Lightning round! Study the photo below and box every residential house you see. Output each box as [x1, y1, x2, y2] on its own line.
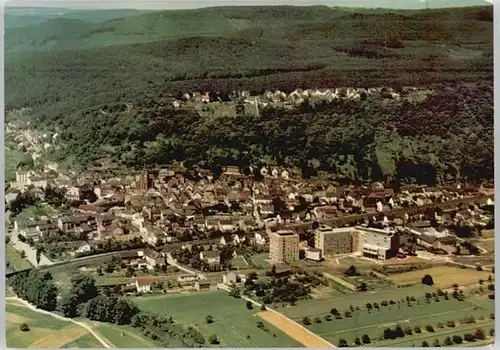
[65, 185, 84, 202]
[94, 184, 116, 199]
[145, 226, 167, 246]
[363, 193, 386, 213]
[10, 170, 36, 190]
[142, 249, 164, 269]
[21, 226, 42, 241]
[135, 279, 152, 293]
[232, 233, 244, 245]
[254, 193, 272, 205]
[177, 274, 197, 285]
[254, 232, 266, 245]
[417, 234, 442, 250]
[76, 242, 92, 254]
[57, 216, 94, 235]
[200, 250, 221, 266]
[222, 271, 241, 285]
[195, 280, 211, 291]
[220, 219, 237, 232]
[96, 216, 124, 239]
[258, 204, 275, 216]
[15, 219, 55, 241]
[77, 204, 106, 215]
[313, 206, 338, 220]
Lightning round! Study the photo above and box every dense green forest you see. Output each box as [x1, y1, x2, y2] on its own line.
[50, 82, 493, 185]
[5, 5, 494, 185]
[4, 7, 149, 29]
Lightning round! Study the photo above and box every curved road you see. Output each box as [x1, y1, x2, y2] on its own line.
[6, 297, 110, 348]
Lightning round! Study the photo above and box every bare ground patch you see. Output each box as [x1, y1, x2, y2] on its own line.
[29, 324, 89, 348]
[257, 311, 332, 348]
[6, 312, 30, 324]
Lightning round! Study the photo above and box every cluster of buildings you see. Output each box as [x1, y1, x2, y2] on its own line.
[174, 86, 434, 114]
[267, 223, 400, 264]
[8, 156, 493, 268]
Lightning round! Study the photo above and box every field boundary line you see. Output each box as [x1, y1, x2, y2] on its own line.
[376, 320, 494, 347]
[29, 324, 88, 348]
[6, 296, 111, 348]
[316, 307, 476, 337]
[217, 284, 335, 347]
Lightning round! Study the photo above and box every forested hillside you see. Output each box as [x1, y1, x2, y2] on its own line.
[50, 82, 493, 185]
[5, 5, 494, 185]
[4, 7, 148, 29]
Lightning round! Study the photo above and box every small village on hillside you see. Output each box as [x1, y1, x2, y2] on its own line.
[4, 83, 496, 348]
[3, 3, 494, 347]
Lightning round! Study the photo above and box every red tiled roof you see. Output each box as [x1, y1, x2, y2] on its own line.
[136, 278, 151, 286]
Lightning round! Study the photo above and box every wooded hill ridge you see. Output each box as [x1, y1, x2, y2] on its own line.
[5, 5, 494, 185]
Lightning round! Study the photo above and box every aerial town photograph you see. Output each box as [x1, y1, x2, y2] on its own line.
[3, 0, 494, 348]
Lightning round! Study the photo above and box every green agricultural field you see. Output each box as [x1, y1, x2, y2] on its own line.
[250, 253, 270, 268]
[15, 204, 58, 221]
[61, 333, 105, 348]
[132, 291, 303, 347]
[279, 285, 494, 347]
[343, 274, 395, 291]
[92, 321, 160, 348]
[230, 256, 249, 269]
[306, 297, 491, 345]
[281, 284, 434, 319]
[6, 244, 33, 271]
[329, 280, 355, 296]
[6, 302, 71, 348]
[379, 321, 494, 347]
[5, 147, 26, 181]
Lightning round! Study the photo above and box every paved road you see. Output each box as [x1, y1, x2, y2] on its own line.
[6, 297, 110, 348]
[9, 231, 53, 267]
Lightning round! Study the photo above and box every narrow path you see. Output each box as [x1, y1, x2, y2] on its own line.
[6, 297, 111, 348]
[166, 253, 207, 280]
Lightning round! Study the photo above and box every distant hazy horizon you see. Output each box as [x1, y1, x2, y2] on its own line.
[4, 0, 493, 10]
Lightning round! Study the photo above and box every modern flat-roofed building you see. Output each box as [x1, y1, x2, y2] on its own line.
[314, 225, 357, 256]
[268, 229, 299, 264]
[355, 226, 399, 261]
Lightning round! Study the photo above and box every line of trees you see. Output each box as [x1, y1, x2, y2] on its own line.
[340, 326, 490, 347]
[130, 311, 206, 347]
[9, 270, 58, 311]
